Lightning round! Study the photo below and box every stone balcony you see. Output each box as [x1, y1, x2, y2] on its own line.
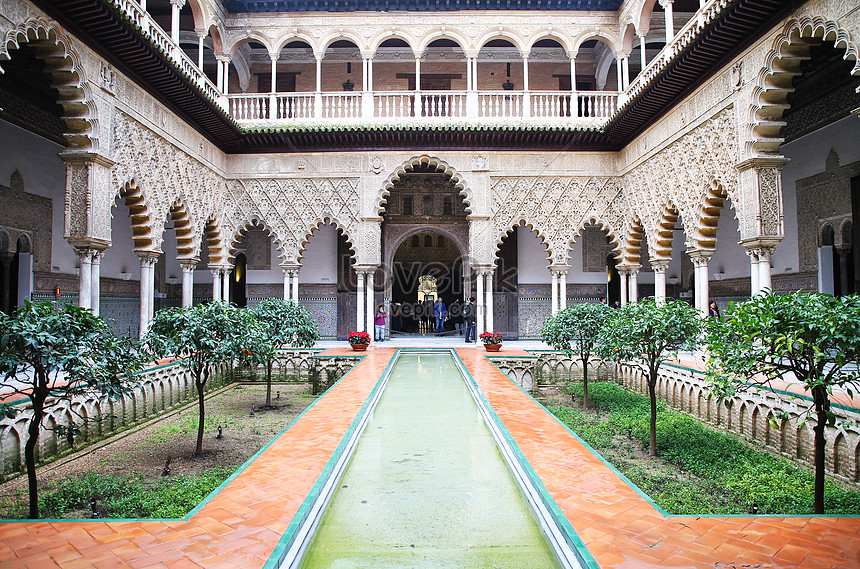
[227, 89, 619, 128]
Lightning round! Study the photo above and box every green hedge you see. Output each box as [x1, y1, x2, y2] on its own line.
[548, 382, 860, 515]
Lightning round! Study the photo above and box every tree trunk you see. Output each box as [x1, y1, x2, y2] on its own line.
[25, 394, 45, 519]
[266, 359, 273, 407]
[647, 375, 658, 457]
[195, 367, 207, 456]
[581, 355, 589, 410]
[812, 384, 829, 514]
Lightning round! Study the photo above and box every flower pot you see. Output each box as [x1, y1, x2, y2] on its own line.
[483, 344, 502, 352]
[351, 343, 368, 351]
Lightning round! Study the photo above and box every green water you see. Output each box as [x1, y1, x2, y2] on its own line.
[299, 353, 563, 569]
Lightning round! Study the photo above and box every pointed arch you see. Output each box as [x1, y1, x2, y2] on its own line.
[227, 218, 283, 264]
[378, 155, 473, 216]
[114, 180, 155, 252]
[622, 216, 646, 266]
[167, 198, 196, 261]
[570, 216, 624, 263]
[201, 215, 226, 266]
[748, 16, 860, 157]
[1, 18, 98, 150]
[693, 177, 737, 252]
[493, 221, 552, 267]
[651, 201, 681, 263]
[298, 218, 357, 263]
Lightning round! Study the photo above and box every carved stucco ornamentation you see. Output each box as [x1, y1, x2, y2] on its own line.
[111, 112, 223, 256]
[491, 176, 625, 267]
[224, 177, 360, 264]
[758, 167, 782, 236]
[66, 162, 89, 239]
[625, 106, 739, 254]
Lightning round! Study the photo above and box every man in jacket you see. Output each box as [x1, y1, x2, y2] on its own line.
[463, 297, 476, 343]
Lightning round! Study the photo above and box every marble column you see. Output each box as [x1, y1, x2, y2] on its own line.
[621, 55, 630, 89]
[628, 267, 639, 303]
[281, 267, 292, 300]
[690, 253, 711, 315]
[652, 261, 669, 304]
[291, 269, 300, 303]
[356, 271, 365, 332]
[169, 0, 185, 45]
[639, 34, 647, 69]
[197, 31, 205, 69]
[485, 270, 494, 334]
[476, 270, 485, 338]
[619, 267, 629, 306]
[550, 271, 559, 315]
[77, 249, 93, 310]
[559, 270, 567, 310]
[222, 269, 231, 304]
[211, 269, 222, 302]
[414, 54, 422, 116]
[746, 249, 760, 296]
[661, 0, 675, 44]
[91, 250, 104, 316]
[180, 260, 196, 307]
[138, 253, 158, 337]
[366, 270, 375, 337]
[757, 247, 774, 293]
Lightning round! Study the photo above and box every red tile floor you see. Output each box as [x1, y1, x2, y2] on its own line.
[1, 347, 858, 568]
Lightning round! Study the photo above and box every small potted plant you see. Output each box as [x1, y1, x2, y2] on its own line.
[347, 331, 371, 351]
[479, 331, 503, 352]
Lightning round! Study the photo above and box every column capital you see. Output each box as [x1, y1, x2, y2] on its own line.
[735, 156, 790, 172]
[136, 250, 161, 266]
[353, 265, 379, 275]
[650, 260, 670, 273]
[179, 259, 199, 272]
[658, 0, 673, 7]
[740, 238, 780, 254]
[169, 0, 186, 7]
[75, 248, 97, 263]
[214, 53, 231, 63]
[280, 263, 301, 273]
[687, 250, 712, 266]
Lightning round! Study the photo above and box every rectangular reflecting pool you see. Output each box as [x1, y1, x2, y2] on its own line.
[297, 352, 565, 569]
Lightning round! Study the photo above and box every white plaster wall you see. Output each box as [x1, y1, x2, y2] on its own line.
[246, 240, 286, 284]
[516, 226, 551, 284]
[777, 115, 860, 275]
[567, 235, 612, 284]
[707, 198, 748, 280]
[299, 224, 338, 284]
[159, 224, 181, 289]
[101, 200, 141, 279]
[0, 121, 74, 273]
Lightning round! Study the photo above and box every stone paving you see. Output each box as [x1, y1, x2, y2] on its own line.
[0, 346, 858, 568]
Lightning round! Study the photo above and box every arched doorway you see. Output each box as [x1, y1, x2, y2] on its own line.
[381, 162, 469, 336]
[389, 230, 465, 334]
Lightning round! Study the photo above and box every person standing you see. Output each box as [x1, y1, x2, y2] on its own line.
[708, 300, 721, 320]
[463, 297, 476, 343]
[374, 304, 386, 342]
[433, 297, 447, 335]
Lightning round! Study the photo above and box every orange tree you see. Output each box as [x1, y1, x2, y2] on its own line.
[0, 301, 142, 518]
[145, 301, 264, 456]
[706, 291, 860, 514]
[250, 298, 319, 407]
[596, 297, 702, 457]
[541, 302, 613, 409]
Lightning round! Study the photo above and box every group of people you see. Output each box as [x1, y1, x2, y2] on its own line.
[371, 296, 479, 342]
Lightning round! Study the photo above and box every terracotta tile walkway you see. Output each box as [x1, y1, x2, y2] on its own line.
[1, 346, 858, 568]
